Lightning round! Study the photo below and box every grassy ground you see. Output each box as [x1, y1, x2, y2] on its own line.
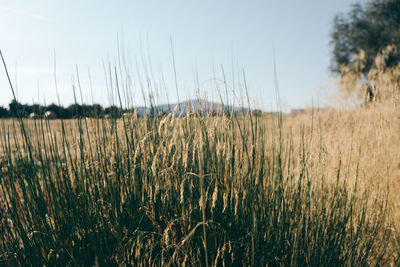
[0, 100, 398, 265]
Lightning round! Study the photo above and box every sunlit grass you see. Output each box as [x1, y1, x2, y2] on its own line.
[0, 107, 394, 265]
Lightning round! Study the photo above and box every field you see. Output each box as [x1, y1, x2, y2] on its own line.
[1, 98, 399, 266]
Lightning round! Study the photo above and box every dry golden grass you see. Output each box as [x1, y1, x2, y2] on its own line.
[1, 101, 398, 219]
[1, 103, 398, 265]
[2, 101, 399, 197]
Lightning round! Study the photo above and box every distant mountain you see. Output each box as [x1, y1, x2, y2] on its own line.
[130, 99, 248, 117]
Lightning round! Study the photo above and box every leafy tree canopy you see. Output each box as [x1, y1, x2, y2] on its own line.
[330, 0, 400, 75]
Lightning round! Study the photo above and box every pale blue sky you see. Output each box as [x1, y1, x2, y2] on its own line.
[0, 0, 362, 110]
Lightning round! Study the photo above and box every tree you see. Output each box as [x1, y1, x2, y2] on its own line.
[9, 100, 26, 117]
[67, 104, 83, 118]
[330, 0, 400, 75]
[30, 104, 45, 115]
[90, 104, 103, 117]
[104, 105, 121, 118]
[0, 106, 8, 118]
[46, 103, 65, 119]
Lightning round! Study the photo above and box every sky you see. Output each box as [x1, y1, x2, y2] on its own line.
[0, 0, 363, 111]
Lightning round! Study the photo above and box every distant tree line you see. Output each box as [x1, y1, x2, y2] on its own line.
[0, 100, 261, 119]
[0, 100, 124, 119]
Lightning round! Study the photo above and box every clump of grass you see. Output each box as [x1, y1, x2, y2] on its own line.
[0, 51, 394, 266]
[0, 111, 391, 266]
